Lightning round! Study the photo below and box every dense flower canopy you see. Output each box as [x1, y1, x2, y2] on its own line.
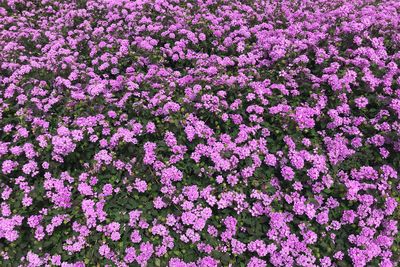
[1, 0, 400, 266]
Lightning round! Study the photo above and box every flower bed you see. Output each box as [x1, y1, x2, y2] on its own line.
[1, 0, 400, 266]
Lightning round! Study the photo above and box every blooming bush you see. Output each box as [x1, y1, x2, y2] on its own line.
[1, 0, 400, 266]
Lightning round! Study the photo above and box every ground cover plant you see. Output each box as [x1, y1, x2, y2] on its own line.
[1, 0, 400, 266]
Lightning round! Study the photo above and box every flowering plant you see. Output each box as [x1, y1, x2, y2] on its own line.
[1, 0, 400, 266]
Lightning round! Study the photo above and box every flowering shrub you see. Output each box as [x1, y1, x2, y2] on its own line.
[1, 0, 400, 266]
